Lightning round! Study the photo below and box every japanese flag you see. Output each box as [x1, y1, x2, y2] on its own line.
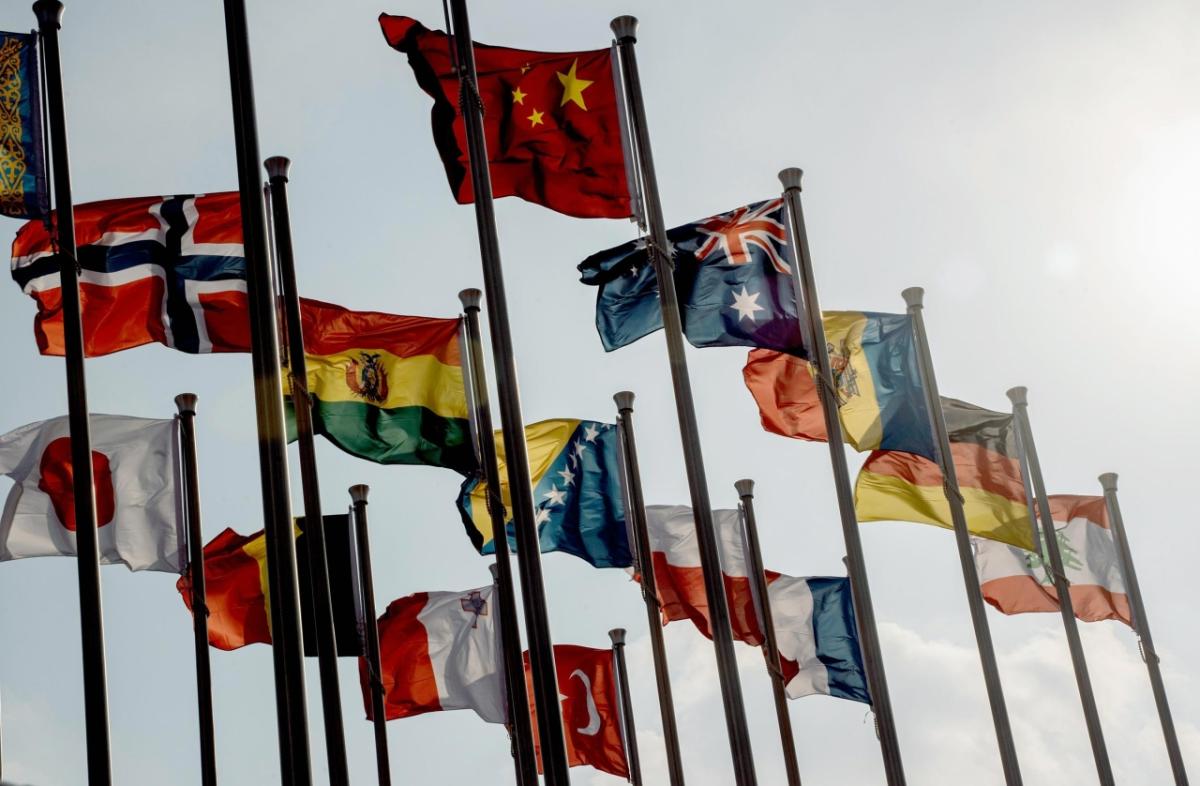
[0, 414, 182, 572]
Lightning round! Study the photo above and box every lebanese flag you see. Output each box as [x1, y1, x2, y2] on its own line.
[975, 494, 1131, 626]
[363, 585, 506, 724]
[0, 414, 182, 572]
[525, 644, 629, 778]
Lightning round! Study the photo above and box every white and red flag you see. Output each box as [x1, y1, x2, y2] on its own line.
[363, 584, 506, 724]
[0, 414, 182, 572]
[975, 494, 1131, 626]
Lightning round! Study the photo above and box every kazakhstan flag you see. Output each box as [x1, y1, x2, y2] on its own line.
[0, 31, 48, 220]
[457, 419, 632, 569]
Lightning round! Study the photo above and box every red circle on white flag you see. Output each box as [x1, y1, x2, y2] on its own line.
[37, 437, 116, 531]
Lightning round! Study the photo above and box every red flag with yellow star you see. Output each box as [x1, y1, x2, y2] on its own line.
[379, 14, 633, 220]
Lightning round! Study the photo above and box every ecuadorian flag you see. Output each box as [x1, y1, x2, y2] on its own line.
[457, 419, 632, 569]
[285, 299, 475, 474]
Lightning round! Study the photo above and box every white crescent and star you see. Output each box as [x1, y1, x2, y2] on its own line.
[557, 669, 602, 736]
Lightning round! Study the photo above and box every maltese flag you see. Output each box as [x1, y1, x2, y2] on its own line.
[0, 414, 182, 572]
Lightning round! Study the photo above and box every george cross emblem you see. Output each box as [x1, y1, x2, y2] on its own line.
[460, 591, 489, 628]
[694, 199, 790, 274]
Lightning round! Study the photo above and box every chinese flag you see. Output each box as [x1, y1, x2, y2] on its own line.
[379, 14, 632, 220]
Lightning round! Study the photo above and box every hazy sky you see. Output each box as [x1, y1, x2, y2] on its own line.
[1, 1, 1198, 785]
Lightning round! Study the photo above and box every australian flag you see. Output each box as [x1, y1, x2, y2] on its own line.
[578, 199, 807, 357]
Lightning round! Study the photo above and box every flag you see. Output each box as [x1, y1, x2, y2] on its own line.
[976, 495, 1131, 625]
[379, 15, 631, 219]
[458, 419, 631, 569]
[284, 298, 475, 474]
[854, 397, 1036, 550]
[176, 515, 361, 653]
[362, 585, 506, 724]
[525, 644, 629, 778]
[0, 32, 48, 220]
[0, 414, 181, 572]
[643, 505, 870, 704]
[578, 199, 806, 356]
[10, 192, 251, 356]
[744, 311, 935, 460]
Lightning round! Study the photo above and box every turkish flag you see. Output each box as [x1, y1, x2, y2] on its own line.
[524, 644, 629, 778]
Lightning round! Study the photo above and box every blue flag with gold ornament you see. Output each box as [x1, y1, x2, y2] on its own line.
[0, 31, 48, 220]
[457, 419, 632, 569]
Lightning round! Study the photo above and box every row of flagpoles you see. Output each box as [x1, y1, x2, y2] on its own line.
[0, 1, 1190, 785]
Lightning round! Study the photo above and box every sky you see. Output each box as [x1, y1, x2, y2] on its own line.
[1, 0, 1199, 784]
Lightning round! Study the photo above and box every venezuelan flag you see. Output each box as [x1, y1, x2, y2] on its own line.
[854, 397, 1036, 550]
[286, 299, 475, 474]
[744, 311, 935, 460]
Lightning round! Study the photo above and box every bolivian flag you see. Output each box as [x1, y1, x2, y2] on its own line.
[854, 398, 1036, 550]
[286, 299, 475, 474]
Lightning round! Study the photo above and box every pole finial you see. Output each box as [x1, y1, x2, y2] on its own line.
[1098, 472, 1119, 492]
[1005, 386, 1028, 406]
[614, 391, 635, 411]
[489, 563, 499, 580]
[901, 287, 925, 310]
[608, 628, 627, 646]
[349, 484, 370, 504]
[33, 0, 63, 28]
[610, 15, 638, 41]
[734, 478, 755, 498]
[458, 288, 482, 310]
[264, 156, 291, 181]
[778, 168, 804, 191]
[174, 393, 198, 415]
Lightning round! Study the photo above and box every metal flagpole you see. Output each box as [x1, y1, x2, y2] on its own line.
[1099, 474, 1189, 785]
[30, 4, 111, 783]
[264, 155, 350, 786]
[734, 480, 802, 786]
[901, 288, 1023, 785]
[219, 2, 311, 782]
[778, 168, 906, 786]
[613, 391, 687, 786]
[609, 628, 643, 786]
[349, 485, 391, 786]
[443, 3, 571, 781]
[175, 394, 218, 786]
[1007, 387, 1114, 786]
[459, 289, 539, 786]
[610, 17, 757, 785]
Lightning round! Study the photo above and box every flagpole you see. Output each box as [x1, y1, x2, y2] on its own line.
[901, 288, 1023, 785]
[611, 18, 757, 784]
[444, 3, 571, 782]
[613, 391, 686, 786]
[30, 4, 112, 783]
[348, 485, 391, 786]
[1007, 387, 1114, 786]
[220, 2, 312, 782]
[777, 168, 906, 785]
[734, 480, 802, 786]
[609, 628, 643, 786]
[1098, 474, 1189, 785]
[264, 155, 350, 786]
[175, 394, 218, 786]
[459, 289, 539, 786]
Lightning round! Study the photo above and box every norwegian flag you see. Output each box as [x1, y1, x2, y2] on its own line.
[10, 192, 251, 356]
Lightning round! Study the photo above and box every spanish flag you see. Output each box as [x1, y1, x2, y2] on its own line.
[853, 398, 1036, 550]
[288, 299, 475, 475]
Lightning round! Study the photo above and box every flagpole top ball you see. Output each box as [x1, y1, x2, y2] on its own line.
[174, 393, 198, 415]
[901, 287, 925, 310]
[735, 478, 755, 498]
[613, 391, 635, 411]
[349, 484, 370, 504]
[1098, 473, 1119, 492]
[1005, 386, 1028, 406]
[608, 628, 627, 646]
[458, 288, 482, 310]
[33, 1, 64, 28]
[778, 168, 804, 191]
[264, 156, 291, 181]
[610, 15, 638, 41]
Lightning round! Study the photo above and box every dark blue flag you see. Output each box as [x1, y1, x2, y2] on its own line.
[578, 199, 806, 357]
[0, 31, 48, 220]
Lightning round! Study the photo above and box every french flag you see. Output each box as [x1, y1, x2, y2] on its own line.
[10, 192, 251, 356]
[644, 505, 871, 704]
